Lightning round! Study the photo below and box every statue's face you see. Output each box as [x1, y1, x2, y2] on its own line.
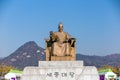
[59, 24, 63, 32]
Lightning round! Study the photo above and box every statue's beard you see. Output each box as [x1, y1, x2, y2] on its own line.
[59, 29, 63, 32]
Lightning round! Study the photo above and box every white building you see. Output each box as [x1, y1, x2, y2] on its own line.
[4, 69, 22, 80]
[99, 69, 117, 80]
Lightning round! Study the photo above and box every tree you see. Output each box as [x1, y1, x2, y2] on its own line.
[0, 63, 14, 76]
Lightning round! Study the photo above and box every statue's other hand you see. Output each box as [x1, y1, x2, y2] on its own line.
[45, 38, 50, 42]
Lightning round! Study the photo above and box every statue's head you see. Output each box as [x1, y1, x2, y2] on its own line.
[58, 22, 63, 32]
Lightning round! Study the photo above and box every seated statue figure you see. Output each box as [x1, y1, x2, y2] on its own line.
[46, 23, 76, 61]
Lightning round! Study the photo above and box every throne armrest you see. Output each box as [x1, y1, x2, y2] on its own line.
[70, 38, 76, 41]
[45, 38, 52, 47]
[69, 38, 76, 47]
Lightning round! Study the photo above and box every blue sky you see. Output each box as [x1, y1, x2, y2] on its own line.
[0, 0, 120, 57]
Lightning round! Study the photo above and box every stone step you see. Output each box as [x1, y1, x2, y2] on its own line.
[38, 61, 83, 67]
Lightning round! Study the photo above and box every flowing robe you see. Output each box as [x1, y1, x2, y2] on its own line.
[52, 31, 70, 56]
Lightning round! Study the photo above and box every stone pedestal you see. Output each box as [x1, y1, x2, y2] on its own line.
[21, 61, 99, 80]
[51, 56, 75, 61]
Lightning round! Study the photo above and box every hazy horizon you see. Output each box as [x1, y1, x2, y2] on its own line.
[2, 40, 120, 58]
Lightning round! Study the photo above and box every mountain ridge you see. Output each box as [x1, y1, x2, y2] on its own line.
[1, 41, 120, 70]
[1, 41, 45, 70]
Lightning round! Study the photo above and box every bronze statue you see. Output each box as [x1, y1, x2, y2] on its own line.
[46, 22, 76, 61]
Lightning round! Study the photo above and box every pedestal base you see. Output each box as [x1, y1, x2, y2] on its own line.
[21, 61, 99, 80]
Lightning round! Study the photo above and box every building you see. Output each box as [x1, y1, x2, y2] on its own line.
[99, 68, 117, 80]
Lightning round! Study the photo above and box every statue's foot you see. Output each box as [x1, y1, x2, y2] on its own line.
[65, 54, 71, 56]
[53, 54, 57, 56]
[65, 54, 67, 56]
